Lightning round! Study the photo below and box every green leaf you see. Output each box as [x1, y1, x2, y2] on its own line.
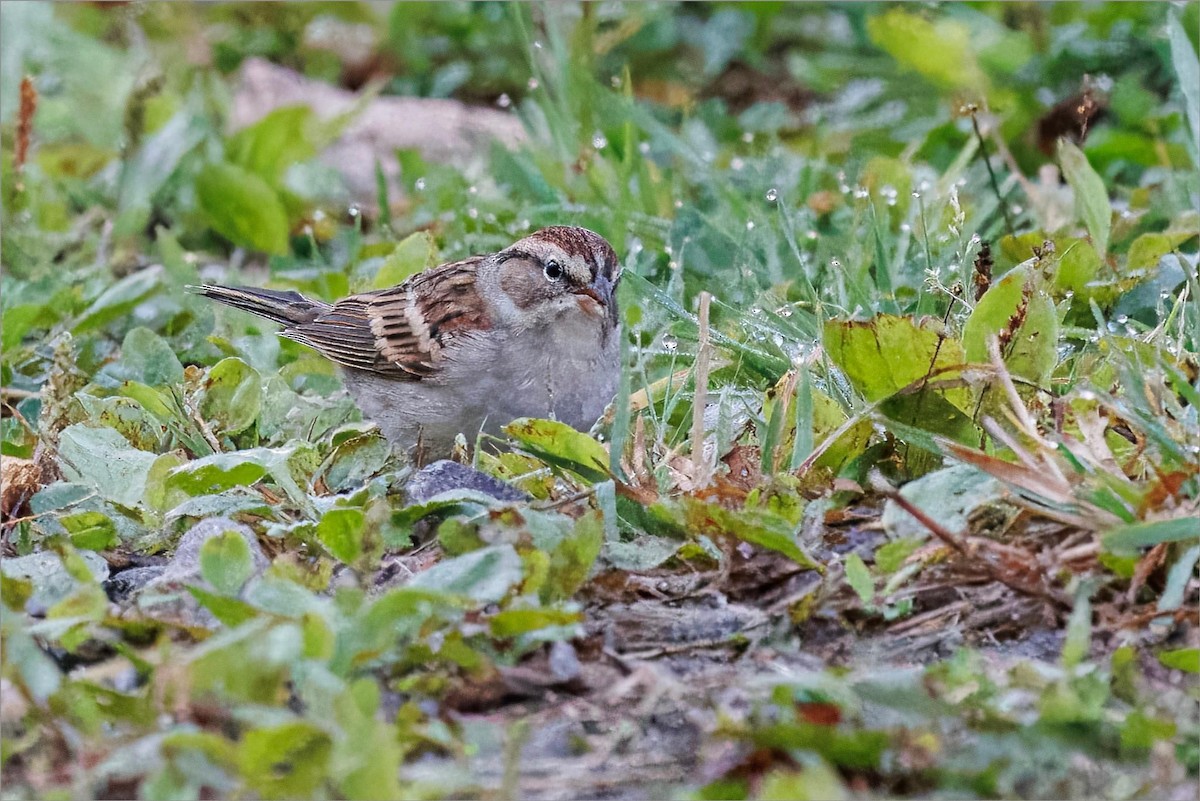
[866, 8, 986, 91]
[199, 357, 262, 436]
[874, 538, 921, 574]
[200, 530, 256, 595]
[408, 544, 523, 603]
[1103, 518, 1200, 551]
[317, 508, 365, 564]
[238, 722, 332, 799]
[962, 264, 1058, 385]
[1062, 587, 1092, 668]
[196, 162, 290, 255]
[1167, 8, 1200, 157]
[844, 553, 874, 605]
[104, 326, 185, 388]
[544, 512, 604, 602]
[73, 267, 162, 333]
[57, 424, 157, 508]
[681, 497, 820, 570]
[167, 453, 268, 495]
[823, 315, 969, 411]
[1158, 648, 1200, 673]
[1058, 140, 1112, 259]
[504, 418, 610, 483]
[187, 585, 260, 627]
[226, 106, 318, 185]
[371, 231, 439, 289]
[489, 607, 582, 638]
[60, 511, 119, 551]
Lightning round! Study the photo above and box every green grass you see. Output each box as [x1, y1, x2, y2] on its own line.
[2, 3, 1198, 799]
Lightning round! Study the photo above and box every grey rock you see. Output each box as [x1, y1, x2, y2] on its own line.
[406, 460, 530, 504]
[103, 566, 167, 603]
[137, 517, 269, 629]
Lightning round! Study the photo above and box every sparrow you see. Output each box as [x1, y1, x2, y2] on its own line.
[191, 226, 621, 463]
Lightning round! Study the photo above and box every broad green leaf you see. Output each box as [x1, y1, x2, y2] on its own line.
[504, 418, 610, 483]
[317, 507, 365, 564]
[408, 544, 523, 603]
[73, 267, 162, 333]
[196, 162, 290, 255]
[1058, 140, 1111, 259]
[845, 553, 874, 605]
[324, 433, 391, 492]
[866, 8, 986, 91]
[881, 464, 1006, 540]
[75, 394, 164, 452]
[681, 497, 820, 570]
[874, 538, 921, 574]
[187, 586, 259, 627]
[57, 424, 157, 508]
[544, 512, 604, 602]
[101, 327, 184, 388]
[823, 314, 969, 411]
[962, 264, 1058, 386]
[60, 511, 118, 550]
[199, 357, 262, 436]
[371, 230, 439, 289]
[200, 530, 256, 595]
[238, 722, 332, 799]
[167, 453, 268, 495]
[1158, 648, 1200, 673]
[1126, 232, 1193, 272]
[489, 607, 582, 638]
[226, 106, 318, 185]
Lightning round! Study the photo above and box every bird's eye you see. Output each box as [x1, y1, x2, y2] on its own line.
[543, 259, 564, 280]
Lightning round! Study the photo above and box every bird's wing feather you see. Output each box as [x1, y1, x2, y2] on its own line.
[282, 256, 490, 379]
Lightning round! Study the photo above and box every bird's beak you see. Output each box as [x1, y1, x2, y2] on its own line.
[572, 274, 614, 309]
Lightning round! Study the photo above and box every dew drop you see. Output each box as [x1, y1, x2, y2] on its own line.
[1010, 204, 1024, 215]
[1116, 314, 1129, 324]
[776, 305, 793, 317]
[468, 207, 479, 219]
[730, 157, 745, 171]
[496, 93, 511, 108]
[746, 220, 755, 230]
[638, 141, 651, 155]
[527, 77, 540, 90]
[831, 258, 842, 268]
[611, 75, 622, 88]
[911, 190, 921, 199]
[674, 199, 683, 209]
[662, 334, 679, 352]
[806, 230, 818, 240]
[592, 132, 608, 150]
[741, 132, 755, 143]
[765, 188, 778, 202]
[900, 223, 912, 233]
[468, 185, 478, 195]
[749, 306, 763, 316]
[532, 40, 543, 50]
[415, 177, 427, 191]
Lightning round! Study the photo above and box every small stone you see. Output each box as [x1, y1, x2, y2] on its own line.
[405, 460, 529, 504]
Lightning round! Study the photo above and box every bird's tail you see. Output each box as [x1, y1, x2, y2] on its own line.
[187, 285, 331, 327]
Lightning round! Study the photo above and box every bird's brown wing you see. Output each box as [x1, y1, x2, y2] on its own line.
[282, 256, 490, 379]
